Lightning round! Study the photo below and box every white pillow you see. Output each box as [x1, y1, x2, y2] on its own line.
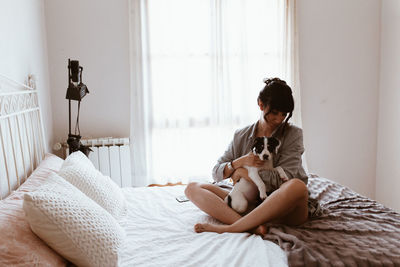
[23, 173, 125, 267]
[58, 151, 127, 220]
[61, 149, 95, 169]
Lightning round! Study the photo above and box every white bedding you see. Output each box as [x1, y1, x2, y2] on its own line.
[119, 185, 287, 267]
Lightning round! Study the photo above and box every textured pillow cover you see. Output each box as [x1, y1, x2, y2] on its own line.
[58, 151, 127, 220]
[61, 149, 95, 169]
[0, 153, 67, 267]
[23, 173, 125, 267]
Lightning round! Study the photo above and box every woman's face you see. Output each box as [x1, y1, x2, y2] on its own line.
[264, 109, 287, 126]
[261, 104, 287, 127]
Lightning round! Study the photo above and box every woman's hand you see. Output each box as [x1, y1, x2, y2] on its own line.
[231, 167, 255, 185]
[231, 168, 246, 184]
[237, 153, 265, 168]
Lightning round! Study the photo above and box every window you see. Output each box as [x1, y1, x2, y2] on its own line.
[130, 0, 295, 185]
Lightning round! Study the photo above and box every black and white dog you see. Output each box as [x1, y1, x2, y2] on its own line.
[225, 136, 285, 213]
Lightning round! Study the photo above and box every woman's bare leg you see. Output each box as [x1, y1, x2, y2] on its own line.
[194, 178, 308, 234]
[185, 182, 267, 235]
[184, 182, 241, 224]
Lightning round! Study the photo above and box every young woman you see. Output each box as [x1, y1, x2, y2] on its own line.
[185, 78, 314, 235]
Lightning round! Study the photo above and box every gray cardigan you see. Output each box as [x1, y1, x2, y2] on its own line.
[212, 122, 308, 189]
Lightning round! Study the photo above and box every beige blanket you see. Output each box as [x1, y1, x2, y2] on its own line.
[264, 177, 400, 267]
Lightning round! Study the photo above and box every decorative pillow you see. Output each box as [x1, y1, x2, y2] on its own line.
[23, 173, 125, 267]
[61, 149, 95, 169]
[0, 153, 67, 267]
[58, 151, 127, 220]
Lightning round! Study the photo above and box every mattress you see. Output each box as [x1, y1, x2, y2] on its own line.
[119, 185, 288, 267]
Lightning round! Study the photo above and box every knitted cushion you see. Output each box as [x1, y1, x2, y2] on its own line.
[58, 151, 127, 220]
[23, 173, 125, 267]
[61, 150, 95, 169]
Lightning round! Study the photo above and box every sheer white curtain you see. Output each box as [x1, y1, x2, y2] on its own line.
[282, 0, 302, 127]
[129, 0, 302, 186]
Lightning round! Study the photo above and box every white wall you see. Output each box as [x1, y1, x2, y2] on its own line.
[44, 0, 131, 144]
[376, 0, 400, 212]
[298, 0, 381, 199]
[0, 0, 53, 151]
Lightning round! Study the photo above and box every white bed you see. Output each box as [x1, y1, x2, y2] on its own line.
[119, 185, 286, 266]
[0, 74, 287, 267]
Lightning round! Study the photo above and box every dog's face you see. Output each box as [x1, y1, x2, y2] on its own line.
[252, 137, 280, 161]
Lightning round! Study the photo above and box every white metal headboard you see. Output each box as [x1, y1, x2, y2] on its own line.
[0, 74, 45, 199]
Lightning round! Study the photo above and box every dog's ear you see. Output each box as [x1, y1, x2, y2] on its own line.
[267, 137, 280, 154]
[252, 137, 265, 154]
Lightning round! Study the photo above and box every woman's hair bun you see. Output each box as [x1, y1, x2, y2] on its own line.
[263, 77, 287, 86]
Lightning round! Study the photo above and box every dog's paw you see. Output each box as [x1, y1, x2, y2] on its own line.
[259, 191, 267, 200]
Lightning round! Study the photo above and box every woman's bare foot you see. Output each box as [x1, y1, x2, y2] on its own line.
[194, 223, 225, 234]
[251, 224, 268, 236]
[194, 223, 268, 236]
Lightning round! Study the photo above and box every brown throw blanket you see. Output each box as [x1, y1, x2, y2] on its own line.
[264, 177, 400, 267]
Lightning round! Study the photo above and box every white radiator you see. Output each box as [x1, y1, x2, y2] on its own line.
[63, 137, 132, 187]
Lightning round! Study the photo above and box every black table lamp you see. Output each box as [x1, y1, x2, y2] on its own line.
[66, 59, 92, 156]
